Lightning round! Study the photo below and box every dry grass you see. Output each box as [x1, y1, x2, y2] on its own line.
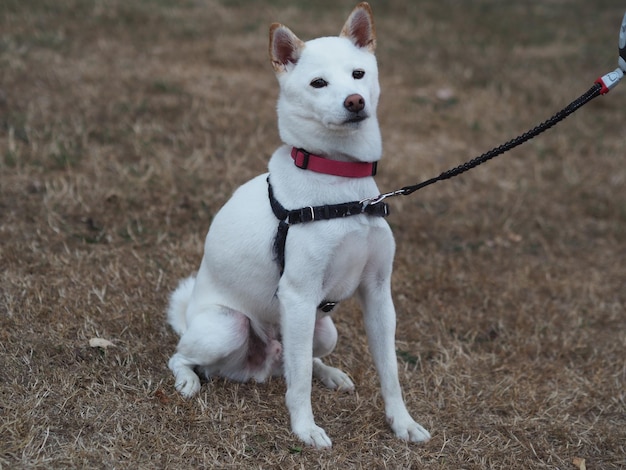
[1, 0, 625, 468]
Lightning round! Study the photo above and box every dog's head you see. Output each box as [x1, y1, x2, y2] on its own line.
[269, 2, 382, 162]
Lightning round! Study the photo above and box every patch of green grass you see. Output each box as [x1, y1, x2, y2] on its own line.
[48, 141, 82, 170]
[396, 348, 419, 366]
[150, 79, 185, 95]
[29, 29, 67, 50]
[3, 150, 18, 168]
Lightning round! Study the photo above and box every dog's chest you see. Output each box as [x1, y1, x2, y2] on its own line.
[318, 221, 390, 301]
[324, 234, 367, 290]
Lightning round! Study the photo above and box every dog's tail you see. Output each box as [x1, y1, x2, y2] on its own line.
[166, 276, 196, 336]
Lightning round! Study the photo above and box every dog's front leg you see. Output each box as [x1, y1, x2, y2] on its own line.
[358, 276, 431, 443]
[279, 285, 333, 448]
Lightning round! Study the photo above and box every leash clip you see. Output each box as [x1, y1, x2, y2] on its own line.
[360, 189, 406, 207]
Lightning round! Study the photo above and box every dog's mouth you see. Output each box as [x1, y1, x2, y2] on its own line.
[343, 114, 367, 124]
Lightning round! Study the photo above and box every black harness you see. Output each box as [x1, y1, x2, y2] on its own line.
[267, 176, 390, 312]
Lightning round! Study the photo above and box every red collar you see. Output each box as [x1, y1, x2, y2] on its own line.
[291, 147, 377, 178]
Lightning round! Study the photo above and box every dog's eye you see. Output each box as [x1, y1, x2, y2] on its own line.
[310, 78, 328, 88]
[352, 69, 365, 80]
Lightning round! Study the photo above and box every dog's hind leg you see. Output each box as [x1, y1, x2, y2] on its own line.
[168, 305, 250, 397]
[312, 316, 354, 391]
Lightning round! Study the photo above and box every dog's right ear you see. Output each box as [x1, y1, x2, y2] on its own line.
[269, 23, 305, 73]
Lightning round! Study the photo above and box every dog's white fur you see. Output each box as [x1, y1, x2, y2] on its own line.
[166, 2, 430, 448]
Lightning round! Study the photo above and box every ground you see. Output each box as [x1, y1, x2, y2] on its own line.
[1, 0, 625, 468]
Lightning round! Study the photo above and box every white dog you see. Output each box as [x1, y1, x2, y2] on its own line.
[166, 2, 431, 448]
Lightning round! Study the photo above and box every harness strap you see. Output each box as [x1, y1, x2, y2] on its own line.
[267, 176, 389, 275]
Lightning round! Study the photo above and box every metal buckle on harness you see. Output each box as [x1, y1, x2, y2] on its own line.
[300, 206, 315, 222]
[287, 206, 315, 224]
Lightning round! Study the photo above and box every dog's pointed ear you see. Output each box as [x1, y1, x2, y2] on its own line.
[269, 23, 305, 73]
[340, 2, 376, 53]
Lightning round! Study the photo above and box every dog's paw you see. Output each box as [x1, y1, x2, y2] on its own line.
[169, 355, 202, 397]
[319, 367, 355, 391]
[387, 414, 431, 443]
[312, 358, 355, 392]
[174, 371, 201, 398]
[293, 423, 333, 449]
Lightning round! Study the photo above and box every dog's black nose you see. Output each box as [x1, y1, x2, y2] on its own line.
[344, 94, 365, 113]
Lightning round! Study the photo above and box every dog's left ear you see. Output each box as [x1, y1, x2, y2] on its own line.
[340, 2, 376, 53]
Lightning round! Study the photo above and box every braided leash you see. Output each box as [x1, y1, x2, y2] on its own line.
[361, 12, 626, 208]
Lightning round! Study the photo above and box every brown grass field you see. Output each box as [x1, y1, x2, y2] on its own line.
[1, 0, 625, 468]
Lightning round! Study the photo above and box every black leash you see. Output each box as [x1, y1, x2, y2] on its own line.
[360, 81, 609, 208]
[359, 10, 626, 207]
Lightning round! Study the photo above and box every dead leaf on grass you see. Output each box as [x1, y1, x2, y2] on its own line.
[89, 338, 115, 349]
[572, 457, 586, 470]
[153, 388, 170, 405]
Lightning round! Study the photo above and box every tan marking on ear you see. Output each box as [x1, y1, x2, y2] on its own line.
[269, 23, 305, 73]
[340, 2, 376, 53]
